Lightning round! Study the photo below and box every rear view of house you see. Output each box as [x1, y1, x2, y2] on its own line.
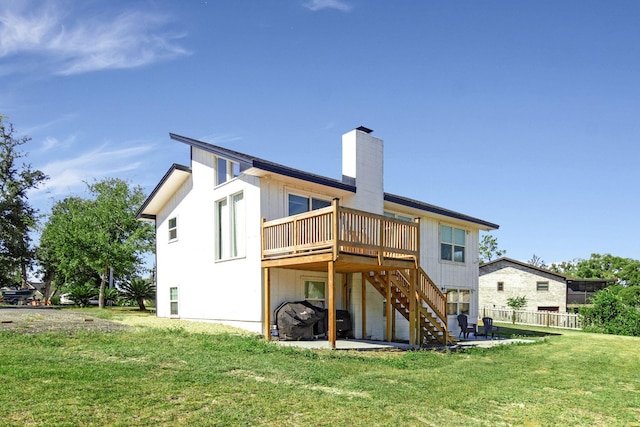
[138, 127, 498, 347]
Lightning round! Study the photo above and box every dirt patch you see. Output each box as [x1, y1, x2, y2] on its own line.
[0, 306, 130, 334]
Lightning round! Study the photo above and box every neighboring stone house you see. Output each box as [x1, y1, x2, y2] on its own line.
[479, 258, 566, 312]
[479, 257, 610, 313]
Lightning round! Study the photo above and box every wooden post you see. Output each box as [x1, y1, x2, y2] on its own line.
[378, 217, 384, 265]
[361, 272, 367, 340]
[263, 267, 271, 340]
[260, 218, 265, 259]
[328, 260, 336, 349]
[386, 271, 392, 342]
[414, 218, 421, 266]
[409, 268, 417, 347]
[332, 199, 339, 260]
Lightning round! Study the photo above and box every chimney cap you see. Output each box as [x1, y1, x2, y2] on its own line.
[355, 126, 373, 134]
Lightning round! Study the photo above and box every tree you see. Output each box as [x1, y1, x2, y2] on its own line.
[0, 116, 48, 287]
[479, 233, 506, 264]
[506, 296, 527, 324]
[551, 254, 640, 288]
[119, 277, 155, 311]
[506, 296, 527, 310]
[38, 179, 154, 308]
[528, 254, 547, 269]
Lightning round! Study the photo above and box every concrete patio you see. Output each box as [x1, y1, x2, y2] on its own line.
[273, 335, 536, 351]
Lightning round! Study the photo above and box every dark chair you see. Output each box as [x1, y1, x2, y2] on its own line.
[457, 314, 476, 339]
[481, 317, 500, 339]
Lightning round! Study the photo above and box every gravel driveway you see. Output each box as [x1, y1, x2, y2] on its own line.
[0, 306, 130, 334]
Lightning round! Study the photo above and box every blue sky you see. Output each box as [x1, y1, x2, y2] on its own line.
[1, 0, 639, 264]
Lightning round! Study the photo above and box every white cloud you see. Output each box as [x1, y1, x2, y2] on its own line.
[303, 0, 352, 12]
[0, 1, 189, 76]
[34, 143, 153, 197]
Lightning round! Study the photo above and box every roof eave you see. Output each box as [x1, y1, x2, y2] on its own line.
[136, 163, 192, 220]
[384, 193, 499, 230]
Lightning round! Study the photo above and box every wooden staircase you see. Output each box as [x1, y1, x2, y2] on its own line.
[365, 266, 456, 346]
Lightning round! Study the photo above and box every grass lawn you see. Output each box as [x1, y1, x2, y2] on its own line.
[1, 309, 639, 426]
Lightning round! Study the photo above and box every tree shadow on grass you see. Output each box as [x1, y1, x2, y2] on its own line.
[498, 325, 563, 338]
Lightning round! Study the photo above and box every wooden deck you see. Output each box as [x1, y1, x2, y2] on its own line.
[261, 201, 453, 348]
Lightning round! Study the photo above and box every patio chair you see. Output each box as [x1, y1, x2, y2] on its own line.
[480, 317, 500, 340]
[457, 314, 476, 339]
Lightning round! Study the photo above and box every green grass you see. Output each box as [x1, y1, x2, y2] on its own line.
[1, 310, 640, 426]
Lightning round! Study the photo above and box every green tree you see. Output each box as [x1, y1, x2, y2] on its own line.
[479, 233, 506, 264]
[0, 116, 48, 287]
[507, 296, 527, 310]
[119, 277, 155, 311]
[38, 179, 154, 308]
[506, 296, 527, 324]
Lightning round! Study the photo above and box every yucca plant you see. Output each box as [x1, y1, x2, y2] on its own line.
[119, 277, 155, 311]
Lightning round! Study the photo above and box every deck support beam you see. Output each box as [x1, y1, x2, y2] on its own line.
[328, 260, 336, 349]
[385, 271, 392, 342]
[361, 272, 367, 340]
[263, 267, 271, 341]
[409, 268, 417, 347]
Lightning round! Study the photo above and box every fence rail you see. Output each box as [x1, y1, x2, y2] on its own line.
[482, 307, 582, 330]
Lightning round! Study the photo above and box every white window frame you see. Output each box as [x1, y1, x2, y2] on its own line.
[215, 191, 245, 261]
[169, 286, 179, 317]
[168, 216, 178, 242]
[287, 191, 332, 216]
[446, 289, 471, 316]
[440, 224, 466, 263]
[384, 211, 413, 222]
[303, 278, 326, 308]
[215, 156, 240, 187]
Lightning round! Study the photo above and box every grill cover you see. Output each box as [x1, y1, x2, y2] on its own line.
[275, 301, 326, 341]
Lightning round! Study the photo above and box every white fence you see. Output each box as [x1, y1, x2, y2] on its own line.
[481, 307, 582, 330]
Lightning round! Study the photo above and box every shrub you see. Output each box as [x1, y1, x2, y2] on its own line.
[67, 283, 98, 307]
[580, 288, 640, 336]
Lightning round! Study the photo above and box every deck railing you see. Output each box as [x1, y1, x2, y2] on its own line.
[261, 203, 420, 263]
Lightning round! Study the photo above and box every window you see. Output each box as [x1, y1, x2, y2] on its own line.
[168, 217, 177, 241]
[304, 280, 326, 307]
[288, 194, 331, 216]
[216, 157, 240, 186]
[169, 287, 178, 316]
[497, 282, 504, 292]
[446, 289, 470, 316]
[537, 281, 549, 291]
[440, 225, 466, 263]
[384, 212, 413, 222]
[216, 192, 245, 260]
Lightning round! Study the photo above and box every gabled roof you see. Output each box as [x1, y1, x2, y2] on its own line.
[480, 257, 566, 280]
[136, 163, 192, 220]
[140, 132, 498, 229]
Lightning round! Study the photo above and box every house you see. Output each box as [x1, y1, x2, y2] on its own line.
[137, 127, 499, 347]
[479, 257, 611, 313]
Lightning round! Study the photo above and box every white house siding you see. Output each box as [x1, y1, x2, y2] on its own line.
[155, 148, 264, 333]
[479, 261, 567, 312]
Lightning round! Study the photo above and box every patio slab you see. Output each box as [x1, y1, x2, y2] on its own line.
[273, 336, 535, 351]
